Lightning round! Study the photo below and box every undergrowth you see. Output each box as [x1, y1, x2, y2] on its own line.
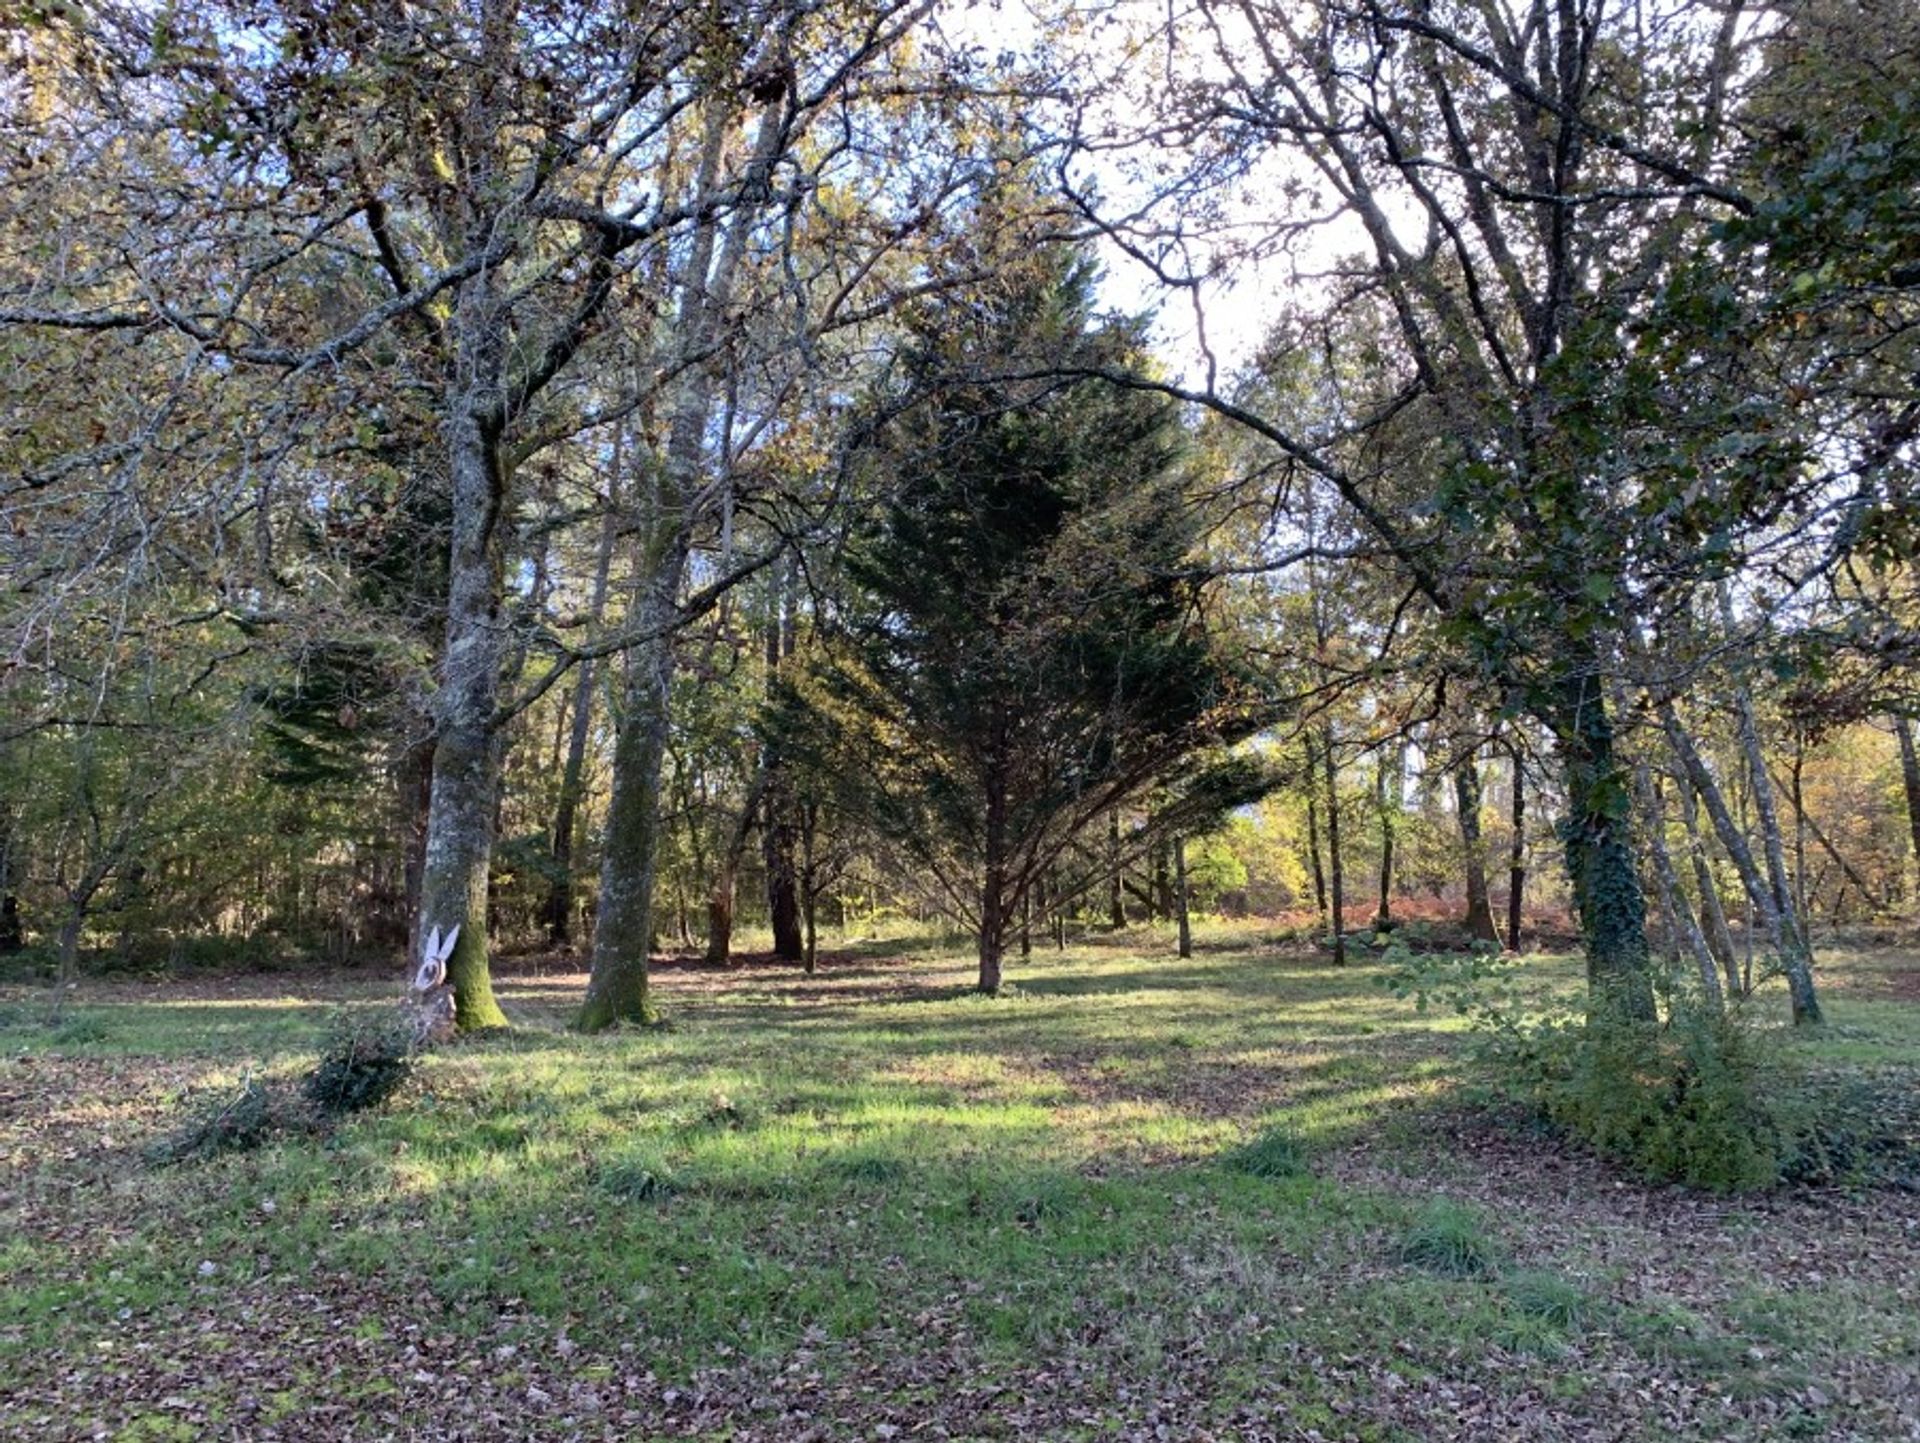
[1388, 949, 1915, 1192]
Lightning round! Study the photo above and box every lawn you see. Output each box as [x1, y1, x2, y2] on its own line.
[1, 930, 1916, 1441]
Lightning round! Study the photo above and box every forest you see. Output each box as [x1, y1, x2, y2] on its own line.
[2, 1, 1918, 1439]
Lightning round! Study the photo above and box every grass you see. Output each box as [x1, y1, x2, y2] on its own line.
[0, 927, 1916, 1440]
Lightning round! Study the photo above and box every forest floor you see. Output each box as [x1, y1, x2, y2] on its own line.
[1, 929, 1917, 1442]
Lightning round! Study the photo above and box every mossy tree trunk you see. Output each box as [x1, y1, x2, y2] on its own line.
[419, 391, 510, 1033]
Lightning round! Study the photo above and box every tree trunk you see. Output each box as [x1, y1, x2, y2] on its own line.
[578, 535, 683, 1030]
[56, 906, 84, 988]
[1323, 723, 1346, 965]
[1676, 769, 1741, 998]
[1454, 750, 1500, 943]
[980, 768, 1009, 993]
[706, 787, 759, 966]
[764, 558, 805, 960]
[418, 399, 510, 1033]
[1305, 785, 1328, 930]
[1373, 745, 1398, 929]
[1897, 716, 1920, 903]
[1550, 668, 1655, 1023]
[545, 467, 620, 947]
[1632, 756, 1723, 1010]
[578, 96, 765, 1030]
[1506, 737, 1526, 951]
[0, 813, 22, 954]
[1151, 843, 1173, 923]
[1174, 834, 1192, 959]
[1107, 810, 1126, 929]
[1719, 587, 1820, 1023]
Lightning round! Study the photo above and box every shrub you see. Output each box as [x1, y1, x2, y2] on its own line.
[1386, 951, 1852, 1192]
[149, 1077, 282, 1164]
[304, 1010, 416, 1117]
[1223, 1126, 1309, 1179]
[1394, 1199, 1501, 1277]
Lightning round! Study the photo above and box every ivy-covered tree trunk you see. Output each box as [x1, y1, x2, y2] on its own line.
[418, 395, 510, 1033]
[1550, 669, 1655, 1023]
[1454, 752, 1500, 944]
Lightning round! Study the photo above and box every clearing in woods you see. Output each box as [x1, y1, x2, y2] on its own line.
[1, 929, 1916, 1441]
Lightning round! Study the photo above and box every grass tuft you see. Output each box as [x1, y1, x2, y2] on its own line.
[599, 1150, 681, 1201]
[1503, 1269, 1592, 1330]
[1222, 1126, 1309, 1179]
[1394, 1199, 1501, 1277]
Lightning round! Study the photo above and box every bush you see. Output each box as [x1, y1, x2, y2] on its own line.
[1390, 959, 1804, 1197]
[304, 1010, 416, 1117]
[149, 1077, 282, 1164]
[1547, 1008, 1787, 1192]
[1395, 1199, 1501, 1276]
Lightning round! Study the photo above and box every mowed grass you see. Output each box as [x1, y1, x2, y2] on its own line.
[1, 929, 1916, 1441]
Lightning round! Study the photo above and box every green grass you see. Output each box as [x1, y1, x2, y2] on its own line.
[1, 928, 1915, 1440]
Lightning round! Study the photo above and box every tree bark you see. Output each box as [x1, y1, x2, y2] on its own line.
[1107, 810, 1126, 929]
[544, 466, 620, 947]
[1631, 754, 1723, 1010]
[1719, 587, 1820, 1023]
[1675, 769, 1741, 998]
[579, 522, 684, 1030]
[1305, 783, 1328, 930]
[1373, 745, 1398, 930]
[1323, 723, 1346, 965]
[1455, 749, 1500, 943]
[1897, 716, 1920, 904]
[418, 394, 510, 1032]
[764, 566, 804, 961]
[1506, 737, 1526, 951]
[578, 94, 775, 1029]
[1174, 834, 1192, 959]
[1151, 842, 1173, 923]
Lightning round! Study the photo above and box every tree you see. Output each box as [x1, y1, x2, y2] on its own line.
[791, 246, 1275, 992]
[1055, 0, 1867, 1020]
